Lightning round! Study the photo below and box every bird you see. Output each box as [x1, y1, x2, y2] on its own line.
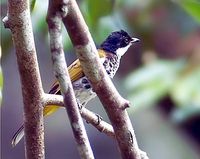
[11, 30, 139, 147]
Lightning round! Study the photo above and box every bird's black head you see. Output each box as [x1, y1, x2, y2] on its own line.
[100, 30, 139, 56]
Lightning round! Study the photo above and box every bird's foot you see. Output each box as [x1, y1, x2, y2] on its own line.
[95, 114, 103, 125]
[76, 100, 83, 110]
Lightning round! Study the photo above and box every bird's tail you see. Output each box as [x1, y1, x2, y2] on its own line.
[11, 125, 24, 147]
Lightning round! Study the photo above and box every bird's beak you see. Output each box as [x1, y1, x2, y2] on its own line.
[131, 38, 140, 43]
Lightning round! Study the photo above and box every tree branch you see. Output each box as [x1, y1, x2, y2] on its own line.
[43, 93, 115, 138]
[80, 108, 115, 138]
[43, 95, 148, 158]
[62, 0, 146, 158]
[43, 93, 64, 106]
[46, 1, 94, 158]
[3, 1, 45, 159]
[3, 0, 148, 158]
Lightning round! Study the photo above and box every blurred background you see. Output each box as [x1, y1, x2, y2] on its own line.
[1, 0, 200, 158]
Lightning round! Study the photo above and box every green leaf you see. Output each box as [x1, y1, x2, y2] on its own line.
[127, 80, 172, 110]
[124, 60, 185, 91]
[124, 60, 185, 110]
[88, 0, 114, 19]
[177, 0, 200, 23]
[170, 67, 200, 107]
[85, 0, 115, 29]
[30, 0, 36, 12]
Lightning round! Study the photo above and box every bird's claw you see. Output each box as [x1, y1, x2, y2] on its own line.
[76, 100, 83, 110]
[95, 114, 103, 125]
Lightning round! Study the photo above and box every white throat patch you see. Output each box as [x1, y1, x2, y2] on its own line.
[116, 44, 131, 57]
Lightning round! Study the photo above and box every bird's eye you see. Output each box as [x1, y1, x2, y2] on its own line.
[125, 38, 129, 44]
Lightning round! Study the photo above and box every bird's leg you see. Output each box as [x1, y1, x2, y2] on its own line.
[76, 99, 83, 110]
[85, 113, 103, 125]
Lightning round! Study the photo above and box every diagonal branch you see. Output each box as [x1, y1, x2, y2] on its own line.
[3, 0, 148, 158]
[80, 108, 115, 138]
[46, 1, 94, 159]
[62, 0, 147, 159]
[43, 93, 115, 138]
[3, 1, 45, 159]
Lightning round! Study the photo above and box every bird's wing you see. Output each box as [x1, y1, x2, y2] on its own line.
[48, 49, 106, 95]
[11, 49, 107, 147]
[44, 49, 106, 116]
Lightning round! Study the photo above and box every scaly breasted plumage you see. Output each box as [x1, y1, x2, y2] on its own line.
[11, 30, 139, 146]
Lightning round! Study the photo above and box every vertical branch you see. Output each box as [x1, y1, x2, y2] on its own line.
[46, 1, 94, 159]
[62, 0, 144, 159]
[3, 1, 44, 159]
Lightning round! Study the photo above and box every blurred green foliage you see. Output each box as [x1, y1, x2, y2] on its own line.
[176, 0, 200, 23]
[2, 0, 200, 158]
[80, 0, 118, 43]
[125, 60, 185, 109]
[30, 0, 36, 12]
[125, 58, 200, 122]
[2, 0, 200, 125]
[171, 66, 200, 107]
[84, 0, 114, 26]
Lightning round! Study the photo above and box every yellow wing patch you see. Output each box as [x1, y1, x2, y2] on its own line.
[68, 59, 84, 82]
[43, 105, 60, 116]
[44, 49, 106, 116]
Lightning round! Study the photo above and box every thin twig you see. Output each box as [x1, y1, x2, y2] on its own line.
[62, 0, 146, 159]
[43, 93, 115, 137]
[80, 108, 115, 138]
[46, 1, 94, 159]
[3, 1, 45, 158]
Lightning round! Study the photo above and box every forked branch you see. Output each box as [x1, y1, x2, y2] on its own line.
[61, 0, 147, 159]
[44, 93, 115, 138]
[3, 0, 148, 159]
[46, 0, 94, 158]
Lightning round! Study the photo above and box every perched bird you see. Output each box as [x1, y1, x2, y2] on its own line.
[11, 30, 139, 146]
